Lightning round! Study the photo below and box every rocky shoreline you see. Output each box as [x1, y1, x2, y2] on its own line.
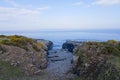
[0, 35, 120, 80]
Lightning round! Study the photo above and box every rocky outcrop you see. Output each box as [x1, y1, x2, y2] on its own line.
[72, 41, 120, 80]
[62, 40, 82, 52]
[0, 35, 48, 75]
[37, 39, 53, 50]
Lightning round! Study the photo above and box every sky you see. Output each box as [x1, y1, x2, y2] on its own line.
[0, 0, 120, 31]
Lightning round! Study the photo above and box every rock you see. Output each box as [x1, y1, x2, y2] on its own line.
[0, 45, 47, 75]
[50, 58, 67, 62]
[71, 55, 79, 66]
[48, 55, 59, 58]
[37, 39, 53, 50]
[62, 40, 82, 52]
[0, 35, 48, 75]
[37, 39, 53, 55]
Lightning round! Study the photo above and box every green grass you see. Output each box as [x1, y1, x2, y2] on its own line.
[0, 61, 23, 80]
[108, 56, 120, 68]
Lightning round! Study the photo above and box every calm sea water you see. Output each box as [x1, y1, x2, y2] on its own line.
[0, 30, 120, 49]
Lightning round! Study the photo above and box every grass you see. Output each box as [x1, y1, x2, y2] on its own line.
[104, 46, 120, 57]
[0, 61, 23, 80]
[108, 56, 120, 68]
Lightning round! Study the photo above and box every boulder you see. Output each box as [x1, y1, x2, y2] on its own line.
[37, 39, 53, 50]
[62, 40, 82, 52]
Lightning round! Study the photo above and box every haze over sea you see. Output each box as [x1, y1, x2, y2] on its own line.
[0, 29, 120, 49]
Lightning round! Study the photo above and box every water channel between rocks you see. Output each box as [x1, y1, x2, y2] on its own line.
[41, 49, 75, 80]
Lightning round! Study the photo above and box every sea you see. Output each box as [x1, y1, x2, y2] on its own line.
[0, 30, 120, 49]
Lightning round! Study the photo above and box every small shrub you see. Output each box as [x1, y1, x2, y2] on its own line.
[105, 46, 120, 57]
[38, 42, 43, 47]
[32, 44, 40, 51]
[107, 40, 117, 44]
[0, 39, 11, 45]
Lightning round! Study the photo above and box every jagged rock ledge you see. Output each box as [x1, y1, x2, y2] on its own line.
[37, 39, 53, 51]
[37, 39, 53, 55]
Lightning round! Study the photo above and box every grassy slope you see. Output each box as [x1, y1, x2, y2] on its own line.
[0, 35, 42, 51]
[0, 61, 23, 80]
[0, 35, 44, 80]
[73, 40, 120, 80]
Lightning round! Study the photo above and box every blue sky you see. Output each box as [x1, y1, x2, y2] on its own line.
[0, 0, 120, 31]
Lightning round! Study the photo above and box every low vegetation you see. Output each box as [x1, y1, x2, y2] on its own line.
[0, 35, 41, 51]
[73, 40, 120, 80]
[38, 42, 44, 48]
[0, 35, 48, 79]
[0, 61, 23, 80]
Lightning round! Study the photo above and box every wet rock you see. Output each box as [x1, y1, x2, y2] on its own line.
[48, 55, 59, 58]
[51, 58, 67, 62]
